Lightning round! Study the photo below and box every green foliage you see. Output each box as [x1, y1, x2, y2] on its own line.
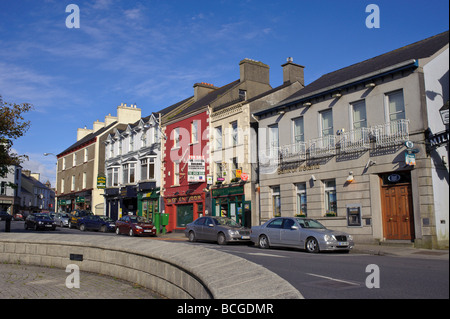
[0, 95, 33, 177]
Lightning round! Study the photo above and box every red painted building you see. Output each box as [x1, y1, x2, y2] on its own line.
[162, 81, 238, 232]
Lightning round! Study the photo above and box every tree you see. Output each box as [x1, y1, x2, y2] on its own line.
[0, 94, 33, 177]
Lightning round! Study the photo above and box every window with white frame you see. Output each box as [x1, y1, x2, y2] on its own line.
[122, 163, 136, 184]
[324, 180, 337, 216]
[141, 131, 147, 148]
[173, 162, 180, 185]
[71, 175, 75, 191]
[320, 109, 333, 137]
[215, 126, 222, 150]
[122, 164, 129, 184]
[61, 178, 65, 193]
[62, 157, 66, 170]
[296, 183, 307, 216]
[73, 152, 77, 167]
[232, 157, 239, 179]
[271, 186, 281, 217]
[292, 117, 304, 143]
[84, 148, 88, 162]
[216, 162, 223, 179]
[352, 100, 367, 129]
[191, 120, 199, 144]
[140, 158, 155, 180]
[130, 134, 135, 152]
[386, 90, 405, 121]
[173, 127, 180, 148]
[82, 172, 86, 189]
[231, 121, 238, 146]
[268, 124, 279, 151]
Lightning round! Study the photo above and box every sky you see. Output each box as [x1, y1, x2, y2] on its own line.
[0, 0, 448, 186]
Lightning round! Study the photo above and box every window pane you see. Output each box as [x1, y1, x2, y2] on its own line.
[293, 118, 304, 142]
[321, 110, 333, 136]
[352, 100, 367, 129]
[388, 91, 405, 121]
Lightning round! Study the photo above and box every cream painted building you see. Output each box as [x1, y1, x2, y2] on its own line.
[56, 104, 141, 215]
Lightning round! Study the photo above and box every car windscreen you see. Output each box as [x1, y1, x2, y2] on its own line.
[34, 214, 52, 220]
[214, 217, 241, 228]
[99, 216, 113, 222]
[295, 218, 326, 229]
[129, 216, 149, 223]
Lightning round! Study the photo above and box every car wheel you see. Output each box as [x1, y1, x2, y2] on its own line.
[188, 231, 196, 242]
[217, 233, 227, 245]
[115, 227, 120, 235]
[258, 235, 270, 249]
[24, 222, 28, 230]
[68, 221, 72, 229]
[306, 237, 319, 253]
[129, 229, 134, 237]
[79, 224, 86, 231]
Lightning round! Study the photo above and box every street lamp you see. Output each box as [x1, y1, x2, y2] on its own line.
[439, 100, 449, 126]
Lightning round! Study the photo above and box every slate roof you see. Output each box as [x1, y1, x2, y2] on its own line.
[57, 121, 118, 157]
[255, 30, 449, 116]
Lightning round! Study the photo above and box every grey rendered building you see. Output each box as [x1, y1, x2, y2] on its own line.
[254, 31, 449, 249]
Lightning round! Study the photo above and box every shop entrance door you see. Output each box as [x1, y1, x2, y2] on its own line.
[380, 173, 415, 240]
[176, 204, 194, 228]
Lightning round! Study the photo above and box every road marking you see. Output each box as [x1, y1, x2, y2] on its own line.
[246, 252, 288, 258]
[306, 273, 360, 286]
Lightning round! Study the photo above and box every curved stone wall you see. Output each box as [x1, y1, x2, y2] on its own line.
[0, 233, 303, 299]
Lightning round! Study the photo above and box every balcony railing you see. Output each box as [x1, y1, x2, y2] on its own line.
[309, 135, 337, 158]
[339, 127, 371, 153]
[279, 142, 307, 161]
[372, 119, 409, 148]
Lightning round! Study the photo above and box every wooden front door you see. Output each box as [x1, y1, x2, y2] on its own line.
[380, 177, 415, 240]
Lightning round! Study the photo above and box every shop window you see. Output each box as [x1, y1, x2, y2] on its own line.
[296, 183, 307, 217]
[324, 180, 337, 216]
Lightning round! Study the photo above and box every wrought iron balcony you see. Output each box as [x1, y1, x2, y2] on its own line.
[279, 142, 307, 161]
[372, 119, 409, 148]
[309, 135, 337, 158]
[339, 127, 371, 153]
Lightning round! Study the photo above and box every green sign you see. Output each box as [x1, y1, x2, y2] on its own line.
[212, 186, 244, 197]
[97, 175, 106, 189]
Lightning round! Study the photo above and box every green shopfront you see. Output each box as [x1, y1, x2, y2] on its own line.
[211, 185, 251, 227]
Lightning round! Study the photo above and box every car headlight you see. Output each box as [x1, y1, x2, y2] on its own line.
[135, 225, 142, 230]
[348, 235, 353, 241]
[324, 235, 336, 242]
[38, 221, 43, 225]
[229, 230, 239, 236]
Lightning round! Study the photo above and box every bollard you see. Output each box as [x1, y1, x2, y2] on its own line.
[5, 215, 11, 232]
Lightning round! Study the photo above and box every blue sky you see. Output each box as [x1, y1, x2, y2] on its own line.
[0, 0, 448, 185]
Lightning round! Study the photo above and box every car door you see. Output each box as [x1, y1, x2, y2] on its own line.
[265, 218, 283, 245]
[203, 217, 218, 241]
[192, 217, 206, 240]
[280, 218, 301, 247]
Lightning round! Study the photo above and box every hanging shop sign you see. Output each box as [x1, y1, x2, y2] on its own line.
[97, 175, 106, 189]
[187, 155, 205, 182]
[240, 173, 249, 182]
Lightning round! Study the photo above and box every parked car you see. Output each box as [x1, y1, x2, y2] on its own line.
[24, 213, 56, 231]
[68, 210, 93, 229]
[78, 215, 115, 232]
[250, 217, 354, 253]
[13, 212, 24, 221]
[115, 215, 156, 236]
[185, 216, 251, 245]
[0, 211, 11, 221]
[53, 212, 70, 227]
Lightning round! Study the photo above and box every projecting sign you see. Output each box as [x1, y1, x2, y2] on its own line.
[187, 156, 205, 182]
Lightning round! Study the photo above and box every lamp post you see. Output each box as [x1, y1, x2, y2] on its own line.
[43, 153, 58, 212]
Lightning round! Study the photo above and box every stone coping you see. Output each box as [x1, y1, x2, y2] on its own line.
[0, 233, 303, 299]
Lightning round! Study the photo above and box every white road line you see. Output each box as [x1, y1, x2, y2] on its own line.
[306, 273, 360, 286]
[247, 252, 288, 258]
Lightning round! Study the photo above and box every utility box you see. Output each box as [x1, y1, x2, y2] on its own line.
[161, 213, 169, 226]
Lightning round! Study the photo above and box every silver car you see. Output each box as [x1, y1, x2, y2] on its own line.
[251, 217, 354, 253]
[185, 216, 251, 245]
[53, 212, 70, 227]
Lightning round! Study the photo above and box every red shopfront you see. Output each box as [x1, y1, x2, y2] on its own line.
[163, 192, 205, 232]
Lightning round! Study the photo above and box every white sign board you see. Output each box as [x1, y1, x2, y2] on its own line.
[188, 156, 205, 182]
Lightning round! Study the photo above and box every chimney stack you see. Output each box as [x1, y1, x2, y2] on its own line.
[282, 57, 305, 86]
[193, 82, 217, 101]
[239, 58, 270, 85]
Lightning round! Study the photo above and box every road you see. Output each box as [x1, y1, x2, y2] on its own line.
[2, 220, 449, 299]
